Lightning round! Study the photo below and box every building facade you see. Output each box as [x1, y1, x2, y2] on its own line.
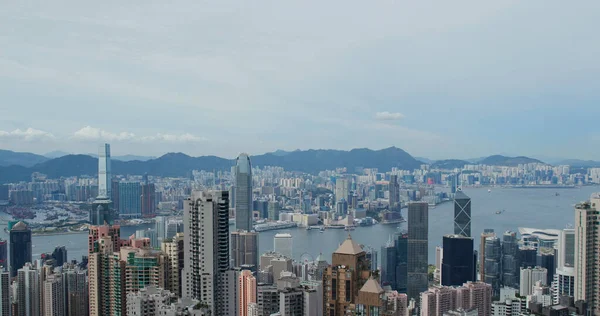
[274, 233, 293, 259]
[453, 191, 471, 237]
[442, 235, 475, 287]
[235, 153, 253, 232]
[9, 221, 31, 278]
[239, 270, 257, 316]
[574, 195, 600, 315]
[231, 231, 259, 270]
[408, 202, 429, 300]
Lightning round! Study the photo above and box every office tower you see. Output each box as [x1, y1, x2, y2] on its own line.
[479, 229, 495, 282]
[62, 264, 88, 316]
[518, 246, 537, 269]
[368, 248, 378, 272]
[268, 201, 280, 221]
[434, 246, 443, 286]
[51, 246, 67, 267]
[260, 253, 293, 284]
[17, 263, 41, 316]
[231, 231, 259, 269]
[395, 232, 408, 293]
[442, 235, 475, 286]
[0, 272, 9, 316]
[98, 143, 111, 198]
[335, 199, 348, 216]
[536, 248, 555, 286]
[239, 270, 257, 316]
[141, 180, 156, 217]
[165, 219, 184, 239]
[118, 182, 142, 217]
[9, 221, 31, 277]
[454, 190, 471, 237]
[554, 228, 575, 304]
[381, 237, 397, 288]
[183, 190, 237, 315]
[574, 196, 600, 314]
[92, 144, 114, 225]
[324, 235, 371, 315]
[520, 267, 547, 296]
[389, 175, 400, 212]
[111, 179, 120, 214]
[44, 274, 65, 316]
[274, 233, 293, 259]
[0, 240, 6, 271]
[501, 231, 519, 288]
[257, 284, 279, 316]
[154, 216, 166, 241]
[161, 233, 184, 298]
[484, 236, 502, 297]
[88, 224, 124, 316]
[335, 178, 349, 204]
[235, 153, 253, 232]
[407, 202, 428, 300]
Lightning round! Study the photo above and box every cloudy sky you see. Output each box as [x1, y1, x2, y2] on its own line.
[1, 1, 599, 159]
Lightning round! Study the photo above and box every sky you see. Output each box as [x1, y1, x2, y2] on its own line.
[1, 1, 599, 160]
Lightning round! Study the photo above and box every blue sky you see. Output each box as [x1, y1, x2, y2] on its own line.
[1, 1, 599, 160]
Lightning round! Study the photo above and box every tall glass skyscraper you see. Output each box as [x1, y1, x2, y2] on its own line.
[9, 221, 31, 277]
[441, 235, 475, 286]
[407, 202, 428, 300]
[484, 236, 502, 297]
[381, 236, 397, 288]
[235, 153, 253, 232]
[454, 190, 471, 237]
[98, 144, 111, 198]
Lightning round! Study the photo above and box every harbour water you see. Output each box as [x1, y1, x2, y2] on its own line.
[1, 186, 597, 265]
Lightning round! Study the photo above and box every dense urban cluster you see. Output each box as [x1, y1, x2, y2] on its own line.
[0, 144, 598, 316]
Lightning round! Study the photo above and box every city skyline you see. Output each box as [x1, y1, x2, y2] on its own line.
[1, 2, 600, 159]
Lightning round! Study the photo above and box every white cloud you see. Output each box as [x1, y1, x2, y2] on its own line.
[72, 126, 206, 143]
[375, 111, 405, 121]
[0, 128, 55, 141]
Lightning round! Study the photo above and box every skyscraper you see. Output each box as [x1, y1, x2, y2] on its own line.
[91, 144, 113, 225]
[62, 263, 89, 316]
[231, 231, 259, 269]
[502, 231, 519, 288]
[88, 224, 124, 316]
[161, 233, 184, 298]
[381, 236, 397, 288]
[183, 190, 237, 315]
[442, 235, 475, 286]
[17, 263, 40, 316]
[274, 233, 293, 259]
[395, 232, 408, 293]
[520, 267, 547, 296]
[335, 178, 350, 204]
[484, 236, 502, 297]
[389, 175, 400, 212]
[479, 229, 495, 282]
[239, 270, 257, 316]
[0, 239, 7, 271]
[140, 180, 156, 217]
[324, 235, 371, 315]
[407, 202, 428, 300]
[44, 274, 65, 316]
[98, 143, 111, 198]
[235, 153, 253, 232]
[0, 272, 9, 316]
[454, 190, 471, 237]
[574, 196, 600, 314]
[9, 221, 31, 277]
[118, 182, 142, 217]
[554, 228, 575, 304]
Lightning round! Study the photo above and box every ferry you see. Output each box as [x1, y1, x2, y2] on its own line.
[344, 225, 356, 231]
[319, 227, 325, 233]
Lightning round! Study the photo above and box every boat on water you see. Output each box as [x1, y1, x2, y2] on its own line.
[488, 189, 492, 193]
[555, 192, 560, 196]
[344, 225, 356, 231]
[495, 209, 505, 215]
[306, 226, 312, 231]
[319, 227, 324, 233]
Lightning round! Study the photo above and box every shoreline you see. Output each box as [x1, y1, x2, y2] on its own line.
[32, 230, 87, 237]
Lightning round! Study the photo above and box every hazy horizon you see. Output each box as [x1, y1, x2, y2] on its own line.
[2, 1, 599, 160]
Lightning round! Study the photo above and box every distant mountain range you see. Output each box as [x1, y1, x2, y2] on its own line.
[0, 147, 422, 183]
[0, 150, 49, 167]
[0, 148, 596, 184]
[44, 151, 155, 162]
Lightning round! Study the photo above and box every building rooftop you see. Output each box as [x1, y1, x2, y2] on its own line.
[359, 277, 384, 294]
[11, 221, 29, 231]
[454, 190, 470, 200]
[518, 227, 561, 241]
[334, 235, 364, 255]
